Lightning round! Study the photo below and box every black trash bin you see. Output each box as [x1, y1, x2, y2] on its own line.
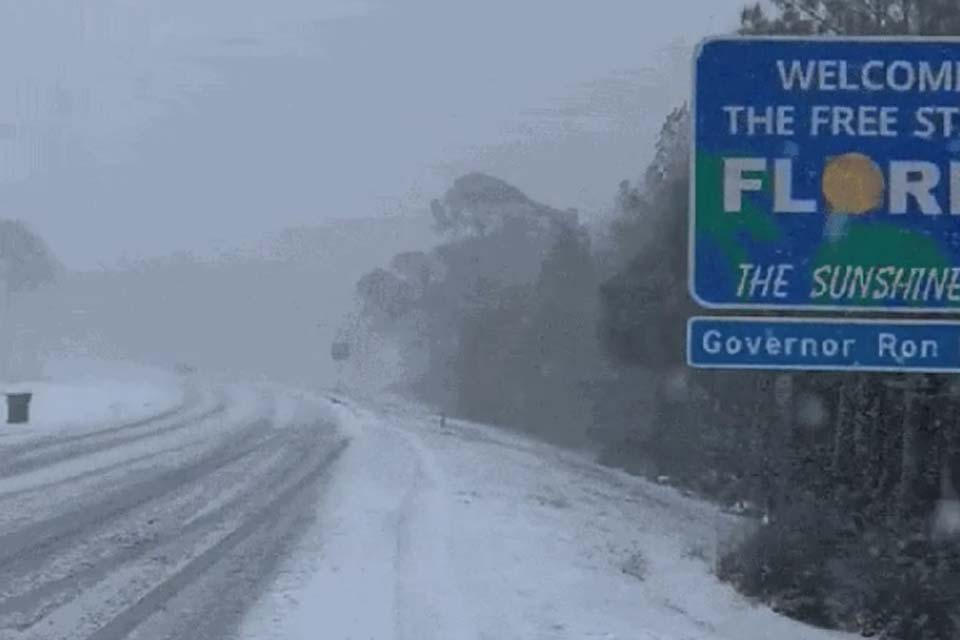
[6, 393, 32, 424]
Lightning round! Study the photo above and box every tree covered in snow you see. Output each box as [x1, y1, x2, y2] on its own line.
[352, 173, 599, 443]
[0, 220, 60, 381]
[0, 220, 60, 295]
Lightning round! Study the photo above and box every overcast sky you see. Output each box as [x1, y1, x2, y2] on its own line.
[0, 0, 744, 269]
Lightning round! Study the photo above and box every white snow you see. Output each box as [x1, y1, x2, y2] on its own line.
[0, 357, 186, 437]
[240, 394, 855, 640]
[0, 387, 257, 502]
[237, 397, 403, 640]
[0, 380, 179, 430]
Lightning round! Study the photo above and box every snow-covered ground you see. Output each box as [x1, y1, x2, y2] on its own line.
[0, 365, 857, 639]
[0, 368, 346, 640]
[0, 357, 186, 437]
[240, 395, 854, 640]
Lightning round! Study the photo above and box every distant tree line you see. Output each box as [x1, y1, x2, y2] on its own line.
[351, 173, 599, 444]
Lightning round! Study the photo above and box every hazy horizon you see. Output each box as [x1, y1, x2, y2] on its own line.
[0, 0, 742, 270]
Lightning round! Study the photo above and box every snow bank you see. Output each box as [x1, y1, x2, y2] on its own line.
[0, 356, 185, 434]
[1, 380, 180, 429]
[237, 400, 401, 640]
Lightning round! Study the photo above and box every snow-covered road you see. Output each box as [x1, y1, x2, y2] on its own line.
[0, 382, 345, 640]
[0, 378, 855, 640]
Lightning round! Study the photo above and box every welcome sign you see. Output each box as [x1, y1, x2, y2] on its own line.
[691, 37, 960, 312]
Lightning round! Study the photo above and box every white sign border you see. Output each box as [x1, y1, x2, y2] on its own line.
[688, 34, 960, 314]
[687, 314, 960, 373]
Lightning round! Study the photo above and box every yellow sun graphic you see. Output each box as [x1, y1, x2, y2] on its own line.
[821, 153, 885, 215]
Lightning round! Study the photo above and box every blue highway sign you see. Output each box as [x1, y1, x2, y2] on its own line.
[692, 37, 960, 312]
[688, 316, 960, 373]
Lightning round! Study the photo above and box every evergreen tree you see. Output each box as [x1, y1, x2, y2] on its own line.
[598, 3, 960, 633]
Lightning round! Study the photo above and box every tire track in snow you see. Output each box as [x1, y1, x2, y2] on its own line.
[0, 387, 344, 640]
[0, 392, 248, 534]
[0, 440, 214, 505]
[0, 417, 272, 571]
[0, 430, 311, 631]
[80, 438, 348, 640]
[0, 389, 200, 458]
[385, 417, 478, 640]
[0, 390, 225, 480]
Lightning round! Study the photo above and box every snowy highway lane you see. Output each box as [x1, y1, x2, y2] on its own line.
[0, 385, 345, 640]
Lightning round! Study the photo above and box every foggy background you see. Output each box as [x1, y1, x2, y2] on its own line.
[0, 0, 740, 387]
[3, 5, 960, 639]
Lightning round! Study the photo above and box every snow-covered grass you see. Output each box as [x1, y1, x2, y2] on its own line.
[241, 394, 855, 640]
[0, 380, 180, 430]
[0, 356, 186, 436]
